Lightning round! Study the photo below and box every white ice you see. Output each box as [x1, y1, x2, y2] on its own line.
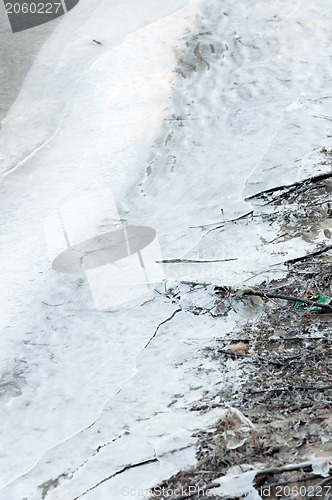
[0, 0, 331, 498]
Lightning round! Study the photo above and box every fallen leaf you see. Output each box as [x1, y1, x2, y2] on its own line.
[231, 342, 248, 355]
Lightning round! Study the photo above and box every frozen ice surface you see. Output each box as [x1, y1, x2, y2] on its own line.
[0, 0, 332, 497]
[214, 470, 261, 499]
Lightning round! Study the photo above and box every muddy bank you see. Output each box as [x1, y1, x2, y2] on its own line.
[149, 161, 332, 499]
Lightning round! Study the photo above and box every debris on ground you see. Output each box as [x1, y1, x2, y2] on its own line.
[149, 161, 332, 499]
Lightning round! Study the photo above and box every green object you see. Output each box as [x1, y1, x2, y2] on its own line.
[294, 294, 330, 312]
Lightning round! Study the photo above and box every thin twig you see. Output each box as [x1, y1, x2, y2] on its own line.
[245, 172, 332, 201]
[247, 385, 332, 395]
[307, 199, 331, 208]
[250, 461, 322, 477]
[243, 290, 332, 312]
[42, 301, 64, 307]
[155, 258, 237, 264]
[73, 457, 158, 499]
[284, 244, 332, 264]
[189, 210, 254, 229]
[315, 475, 332, 488]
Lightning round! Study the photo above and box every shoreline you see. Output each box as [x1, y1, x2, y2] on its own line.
[149, 162, 332, 499]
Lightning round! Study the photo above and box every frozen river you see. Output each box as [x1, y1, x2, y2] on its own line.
[0, 0, 331, 498]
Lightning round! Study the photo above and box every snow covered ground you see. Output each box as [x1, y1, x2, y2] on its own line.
[0, 0, 331, 498]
